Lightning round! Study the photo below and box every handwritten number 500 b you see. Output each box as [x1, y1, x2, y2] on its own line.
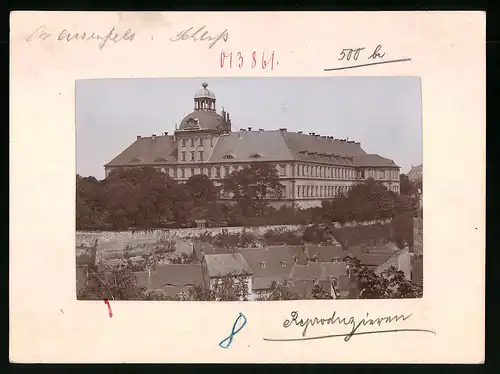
[338, 48, 365, 61]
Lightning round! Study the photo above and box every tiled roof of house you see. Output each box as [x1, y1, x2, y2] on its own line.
[203, 253, 253, 278]
[354, 154, 400, 168]
[304, 245, 345, 262]
[290, 262, 347, 282]
[239, 246, 307, 290]
[133, 264, 203, 290]
[105, 135, 177, 167]
[193, 242, 229, 261]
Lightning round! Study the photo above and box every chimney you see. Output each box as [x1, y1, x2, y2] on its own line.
[239, 128, 246, 139]
[164, 131, 169, 136]
[136, 135, 141, 139]
[248, 127, 252, 131]
[258, 128, 264, 135]
[279, 128, 287, 138]
[311, 132, 316, 136]
[152, 134, 157, 139]
[298, 131, 303, 134]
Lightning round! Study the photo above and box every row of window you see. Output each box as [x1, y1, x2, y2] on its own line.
[390, 185, 400, 192]
[181, 137, 214, 148]
[181, 151, 204, 162]
[296, 184, 351, 198]
[157, 165, 232, 179]
[360, 169, 399, 180]
[296, 164, 355, 180]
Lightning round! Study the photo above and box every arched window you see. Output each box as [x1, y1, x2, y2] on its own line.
[223, 154, 235, 159]
[249, 153, 262, 159]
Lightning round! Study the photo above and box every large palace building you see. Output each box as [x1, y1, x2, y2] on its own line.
[105, 82, 401, 208]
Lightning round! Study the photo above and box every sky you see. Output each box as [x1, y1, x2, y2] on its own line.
[76, 77, 422, 180]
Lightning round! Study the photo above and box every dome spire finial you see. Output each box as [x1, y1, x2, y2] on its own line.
[202, 82, 208, 89]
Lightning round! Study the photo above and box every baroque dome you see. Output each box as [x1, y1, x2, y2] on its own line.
[179, 110, 226, 131]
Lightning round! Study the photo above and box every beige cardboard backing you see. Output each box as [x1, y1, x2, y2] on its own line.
[9, 11, 485, 363]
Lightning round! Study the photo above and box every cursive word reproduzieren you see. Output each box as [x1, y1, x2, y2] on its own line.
[169, 26, 229, 49]
[26, 25, 135, 50]
[263, 310, 436, 342]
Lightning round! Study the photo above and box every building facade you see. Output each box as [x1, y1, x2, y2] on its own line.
[105, 82, 401, 208]
[408, 164, 423, 182]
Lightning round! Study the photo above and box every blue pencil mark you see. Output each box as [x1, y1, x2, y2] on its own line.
[219, 312, 247, 349]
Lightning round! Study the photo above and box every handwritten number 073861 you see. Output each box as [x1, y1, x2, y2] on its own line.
[220, 50, 277, 70]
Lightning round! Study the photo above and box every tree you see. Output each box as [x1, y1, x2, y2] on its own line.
[265, 280, 301, 300]
[76, 175, 106, 230]
[77, 266, 148, 300]
[222, 163, 284, 216]
[311, 283, 333, 299]
[400, 174, 417, 196]
[100, 167, 187, 229]
[190, 274, 250, 301]
[346, 258, 422, 299]
[186, 174, 218, 204]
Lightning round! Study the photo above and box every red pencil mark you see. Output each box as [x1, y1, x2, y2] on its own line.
[104, 299, 113, 318]
[220, 50, 278, 71]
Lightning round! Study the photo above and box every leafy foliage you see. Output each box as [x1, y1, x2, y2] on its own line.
[346, 258, 422, 299]
[222, 163, 284, 216]
[311, 284, 333, 299]
[77, 266, 147, 300]
[189, 275, 250, 301]
[265, 281, 301, 301]
[77, 170, 418, 237]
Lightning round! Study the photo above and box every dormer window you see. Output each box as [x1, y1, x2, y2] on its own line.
[249, 153, 262, 159]
[292, 256, 298, 263]
[223, 154, 235, 159]
[154, 157, 167, 162]
[260, 261, 266, 268]
[281, 261, 287, 267]
[130, 157, 142, 163]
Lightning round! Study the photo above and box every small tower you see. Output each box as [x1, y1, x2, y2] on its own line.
[194, 82, 216, 112]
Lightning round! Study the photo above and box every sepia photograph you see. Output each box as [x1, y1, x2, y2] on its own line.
[75, 77, 423, 302]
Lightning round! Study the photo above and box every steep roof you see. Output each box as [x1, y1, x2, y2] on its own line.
[304, 245, 344, 262]
[283, 132, 366, 161]
[239, 246, 306, 290]
[208, 131, 295, 163]
[290, 262, 347, 281]
[354, 154, 400, 168]
[203, 253, 253, 278]
[133, 264, 203, 290]
[105, 135, 177, 167]
[105, 130, 399, 169]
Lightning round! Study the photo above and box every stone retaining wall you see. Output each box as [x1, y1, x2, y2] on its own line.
[76, 219, 391, 253]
